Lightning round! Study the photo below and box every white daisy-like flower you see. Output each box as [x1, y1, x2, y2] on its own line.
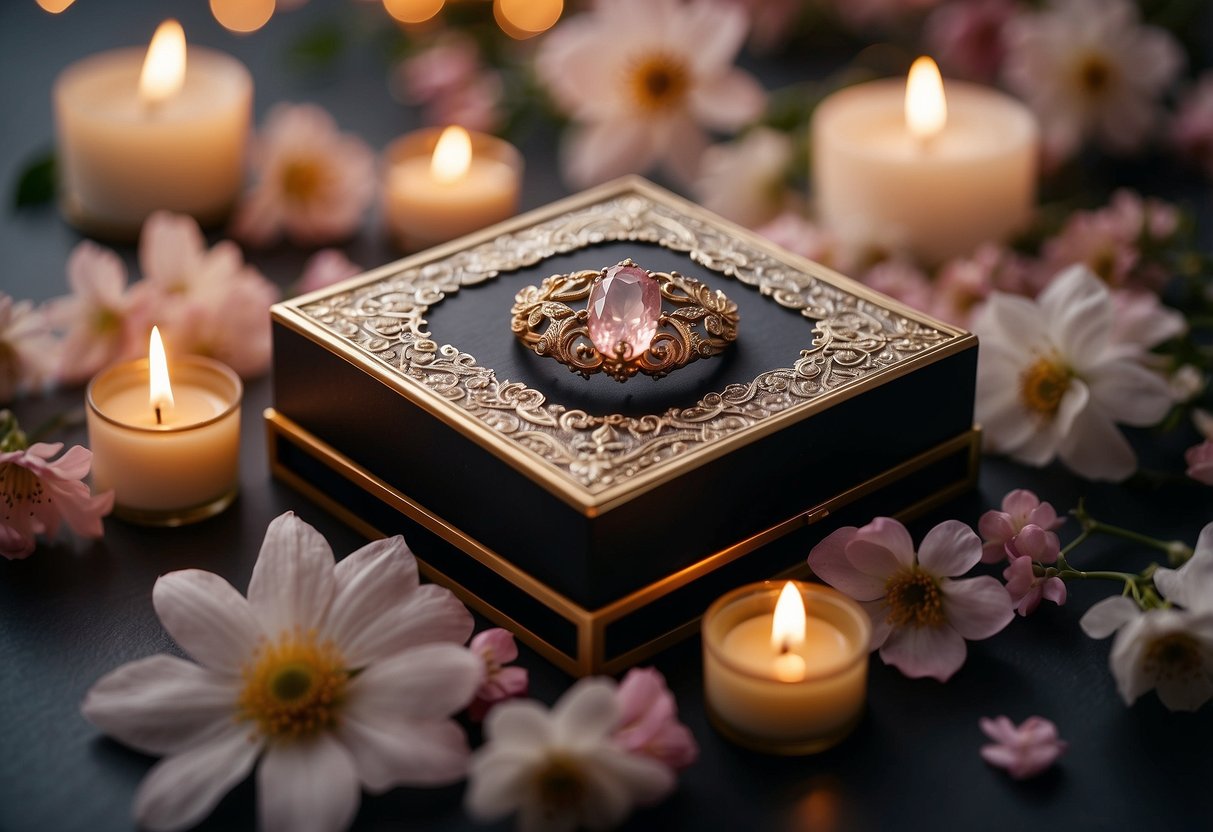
[231, 103, 376, 247]
[1081, 524, 1213, 711]
[972, 265, 1174, 481]
[535, 0, 766, 187]
[465, 678, 675, 832]
[82, 512, 482, 832]
[1002, 0, 1184, 161]
[692, 127, 794, 228]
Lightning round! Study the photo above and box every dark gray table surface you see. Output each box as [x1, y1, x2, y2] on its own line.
[2, 2, 1211, 831]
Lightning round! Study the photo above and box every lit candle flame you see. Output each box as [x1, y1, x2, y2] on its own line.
[772, 581, 807, 682]
[431, 126, 473, 185]
[905, 56, 946, 144]
[140, 20, 187, 107]
[148, 326, 175, 424]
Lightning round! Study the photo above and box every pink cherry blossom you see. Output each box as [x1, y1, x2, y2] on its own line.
[925, 0, 1020, 82]
[978, 489, 1064, 564]
[394, 34, 504, 133]
[467, 628, 528, 721]
[1187, 440, 1213, 486]
[0, 441, 113, 560]
[1172, 71, 1213, 178]
[931, 244, 1031, 328]
[535, 0, 766, 187]
[232, 103, 376, 247]
[0, 294, 58, 403]
[295, 249, 362, 297]
[1002, 553, 1066, 616]
[755, 213, 848, 272]
[132, 212, 279, 378]
[46, 242, 145, 386]
[808, 518, 1014, 682]
[979, 715, 1067, 779]
[613, 667, 698, 771]
[861, 260, 934, 314]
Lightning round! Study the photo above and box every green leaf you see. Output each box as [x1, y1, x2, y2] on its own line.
[286, 22, 346, 71]
[12, 150, 56, 210]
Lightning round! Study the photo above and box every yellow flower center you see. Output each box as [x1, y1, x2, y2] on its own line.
[628, 54, 690, 112]
[1075, 53, 1113, 96]
[534, 754, 588, 815]
[0, 461, 44, 517]
[1019, 355, 1072, 417]
[237, 630, 348, 739]
[885, 568, 946, 629]
[281, 159, 324, 203]
[1144, 632, 1202, 681]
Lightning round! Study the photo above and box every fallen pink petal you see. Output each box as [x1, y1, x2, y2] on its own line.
[980, 715, 1068, 779]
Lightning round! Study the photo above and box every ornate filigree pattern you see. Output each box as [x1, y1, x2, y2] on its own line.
[295, 191, 957, 494]
[511, 261, 739, 382]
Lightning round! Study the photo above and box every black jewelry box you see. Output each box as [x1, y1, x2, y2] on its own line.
[267, 177, 979, 675]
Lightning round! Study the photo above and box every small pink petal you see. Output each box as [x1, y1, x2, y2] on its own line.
[878, 623, 968, 682]
[979, 715, 1067, 780]
[1001, 489, 1040, 519]
[1008, 524, 1061, 564]
[917, 520, 983, 577]
[941, 576, 1014, 639]
[808, 527, 888, 602]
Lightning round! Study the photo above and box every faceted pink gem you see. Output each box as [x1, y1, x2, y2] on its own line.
[587, 264, 661, 360]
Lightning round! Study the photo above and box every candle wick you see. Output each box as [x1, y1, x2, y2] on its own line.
[155, 405, 162, 425]
[779, 639, 790, 655]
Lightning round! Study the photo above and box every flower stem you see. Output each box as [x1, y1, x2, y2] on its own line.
[1072, 502, 1193, 565]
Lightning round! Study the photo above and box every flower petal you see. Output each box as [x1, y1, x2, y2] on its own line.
[1039, 266, 1112, 369]
[1057, 400, 1138, 481]
[879, 624, 968, 682]
[1086, 358, 1173, 427]
[324, 536, 421, 666]
[552, 678, 620, 749]
[257, 734, 360, 832]
[561, 121, 661, 188]
[351, 583, 474, 660]
[1108, 615, 1152, 706]
[345, 643, 484, 723]
[688, 69, 766, 132]
[1153, 522, 1213, 613]
[809, 527, 887, 602]
[465, 746, 532, 821]
[247, 512, 336, 638]
[582, 746, 674, 819]
[941, 576, 1014, 640]
[1080, 596, 1141, 638]
[917, 520, 983, 577]
[82, 654, 237, 756]
[337, 717, 470, 791]
[152, 570, 262, 674]
[483, 699, 554, 750]
[859, 599, 892, 649]
[133, 724, 260, 832]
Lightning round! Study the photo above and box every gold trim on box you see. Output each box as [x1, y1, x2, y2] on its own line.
[267, 408, 980, 676]
[273, 176, 976, 515]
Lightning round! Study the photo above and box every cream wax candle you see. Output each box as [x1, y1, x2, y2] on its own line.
[86, 328, 242, 526]
[54, 20, 252, 239]
[812, 56, 1038, 266]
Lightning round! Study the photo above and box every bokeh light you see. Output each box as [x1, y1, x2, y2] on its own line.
[210, 0, 275, 34]
[383, 0, 445, 25]
[36, 0, 76, 13]
[494, 0, 562, 39]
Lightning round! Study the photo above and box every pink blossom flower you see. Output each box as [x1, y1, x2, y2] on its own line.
[1109, 290, 1186, 350]
[1172, 71, 1213, 178]
[693, 127, 795, 228]
[45, 242, 144, 386]
[978, 489, 1064, 564]
[535, 0, 766, 187]
[295, 249, 362, 297]
[467, 628, 528, 721]
[808, 518, 1014, 682]
[1039, 211, 1139, 290]
[394, 34, 504, 133]
[755, 212, 848, 271]
[831, 0, 942, 30]
[0, 294, 58, 403]
[925, 0, 1020, 82]
[931, 244, 1031, 327]
[232, 103, 376, 247]
[861, 260, 933, 314]
[979, 716, 1067, 779]
[133, 212, 279, 378]
[1002, 552, 1066, 616]
[613, 667, 698, 771]
[0, 441, 113, 560]
[1002, 0, 1183, 163]
[1187, 440, 1213, 486]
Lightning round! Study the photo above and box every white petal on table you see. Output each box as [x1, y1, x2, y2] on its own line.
[152, 570, 262, 674]
[247, 512, 336, 638]
[337, 717, 470, 792]
[257, 734, 360, 832]
[345, 643, 484, 723]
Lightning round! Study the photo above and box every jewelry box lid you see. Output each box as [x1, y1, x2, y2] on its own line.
[271, 176, 974, 516]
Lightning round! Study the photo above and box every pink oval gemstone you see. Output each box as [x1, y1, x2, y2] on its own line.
[587, 264, 661, 360]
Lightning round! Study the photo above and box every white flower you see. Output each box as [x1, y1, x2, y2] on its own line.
[692, 127, 794, 227]
[1081, 526, 1213, 711]
[82, 512, 482, 832]
[535, 0, 766, 187]
[465, 678, 675, 832]
[1002, 0, 1183, 161]
[972, 265, 1174, 481]
[232, 103, 376, 247]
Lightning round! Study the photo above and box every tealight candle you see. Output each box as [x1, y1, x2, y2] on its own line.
[383, 125, 523, 252]
[812, 56, 1038, 265]
[86, 327, 242, 526]
[53, 19, 253, 240]
[703, 581, 870, 754]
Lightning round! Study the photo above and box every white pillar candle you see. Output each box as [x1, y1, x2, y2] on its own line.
[812, 56, 1038, 266]
[383, 125, 522, 252]
[86, 328, 242, 527]
[54, 20, 252, 240]
[703, 581, 870, 754]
